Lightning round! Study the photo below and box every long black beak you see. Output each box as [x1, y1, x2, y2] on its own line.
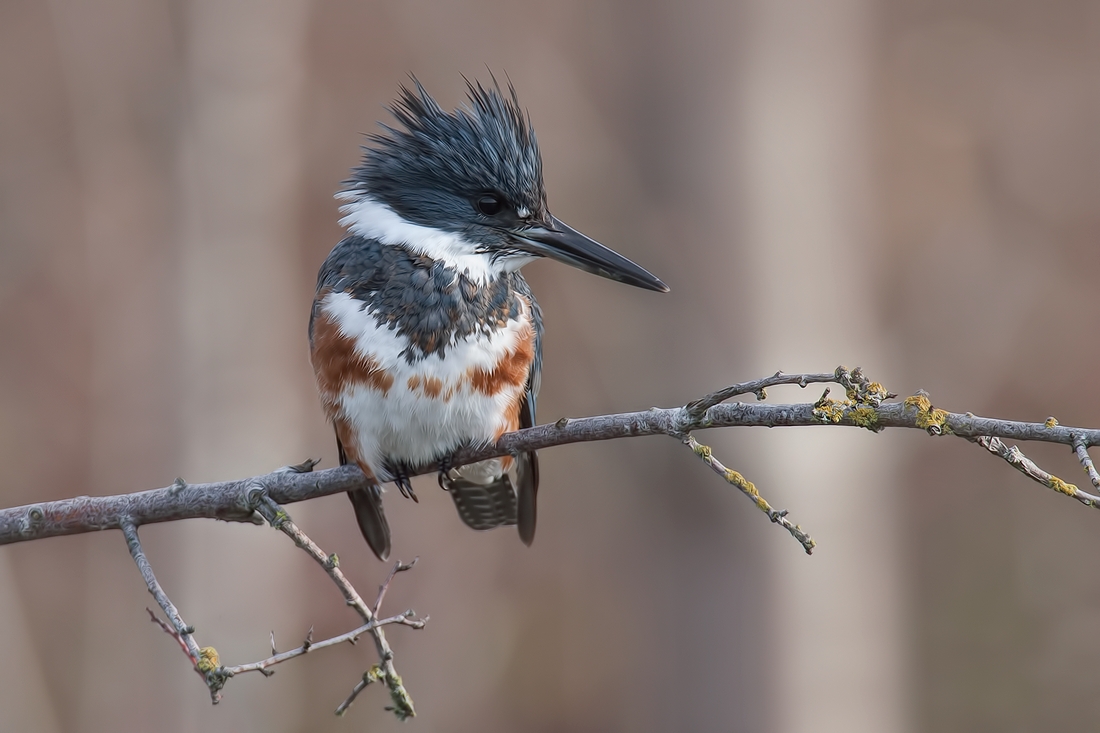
[516, 215, 669, 292]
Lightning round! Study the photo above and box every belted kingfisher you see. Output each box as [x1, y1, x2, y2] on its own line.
[310, 78, 667, 560]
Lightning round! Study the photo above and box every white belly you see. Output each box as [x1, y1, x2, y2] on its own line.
[320, 290, 528, 481]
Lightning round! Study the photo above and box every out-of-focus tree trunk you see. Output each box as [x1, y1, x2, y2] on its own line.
[880, 3, 1100, 730]
[175, 0, 313, 730]
[737, 3, 908, 732]
[0, 556, 62, 732]
[45, 0, 185, 728]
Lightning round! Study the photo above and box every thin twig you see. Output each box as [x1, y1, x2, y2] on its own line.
[247, 488, 417, 720]
[121, 519, 201, 661]
[122, 519, 226, 702]
[221, 612, 426, 678]
[146, 608, 201, 672]
[682, 435, 816, 553]
[336, 674, 373, 716]
[1073, 438, 1100, 491]
[684, 371, 837, 420]
[375, 557, 418, 617]
[972, 436, 1100, 508]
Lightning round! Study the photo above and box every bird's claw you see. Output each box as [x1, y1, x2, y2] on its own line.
[437, 455, 456, 491]
[394, 471, 418, 502]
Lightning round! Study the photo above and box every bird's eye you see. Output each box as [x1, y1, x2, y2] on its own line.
[476, 194, 504, 217]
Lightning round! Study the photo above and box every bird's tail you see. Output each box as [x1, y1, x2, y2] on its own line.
[447, 449, 538, 545]
[516, 449, 538, 545]
[348, 485, 391, 561]
[338, 434, 392, 561]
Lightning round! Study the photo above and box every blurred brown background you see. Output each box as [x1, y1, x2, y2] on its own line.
[2, 1, 1099, 731]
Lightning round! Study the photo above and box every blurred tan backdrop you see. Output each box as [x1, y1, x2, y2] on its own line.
[2, 1, 1099, 731]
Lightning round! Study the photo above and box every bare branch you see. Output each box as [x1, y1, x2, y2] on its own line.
[221, 612, 425, 679]
[125, 484, 423, 717]
[122, 520, 201, 662]
[336, 673, 373, 717]
[375, 557, 419, 617]
[146, 608, 199, 672]
[122, 519, 228, 701]
[246, 488, 417, 720]
[683, 371, 837, 419]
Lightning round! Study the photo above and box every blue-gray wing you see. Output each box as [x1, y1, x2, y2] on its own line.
[514, 274, 542, 545]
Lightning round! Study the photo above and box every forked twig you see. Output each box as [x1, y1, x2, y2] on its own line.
[247, 487, 418, 720]
[123, 480, 424, 718]
[375, 557, 418, 616]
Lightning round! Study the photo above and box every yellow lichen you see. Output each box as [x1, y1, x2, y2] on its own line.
[904, 392, 950, 434]
[1048, 477, 1078, 497]
[848, 382, 890, 404]
[1045, 417, 1059, 429]
[847, 406, 880, 430]
[833, 366, 893, 406]
[904, 393, 930, 412]
[866, 382, 890, 400]
[725, 468, 770, 512]
[386, 671, 416, 720]
[813, 397, 850, 424]
[197, 646, 220, 673]
[917, 408, 949, 431]
[362, 665, 416, 720]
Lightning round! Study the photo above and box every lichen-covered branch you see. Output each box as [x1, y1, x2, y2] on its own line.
[4, 367, 1100, 549]
[682, 435, 816, 553]
[971, 436, 1100, 508]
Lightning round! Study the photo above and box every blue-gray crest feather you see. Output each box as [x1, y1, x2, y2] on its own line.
[347, 77, 546, 231]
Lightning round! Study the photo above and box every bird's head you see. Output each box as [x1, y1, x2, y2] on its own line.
[338, 78, 668, 292]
